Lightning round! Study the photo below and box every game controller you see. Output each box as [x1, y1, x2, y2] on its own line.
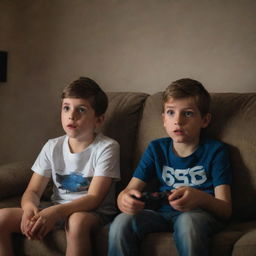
[131, 191, 170, 202]
[131, 191, 171, 209]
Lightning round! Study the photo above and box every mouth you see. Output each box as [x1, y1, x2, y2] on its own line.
[67, 124, 77, 129]
[173, 129, 185, 135]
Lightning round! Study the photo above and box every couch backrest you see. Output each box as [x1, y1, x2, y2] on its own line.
[101, 92, 148, 193]
[135, 92, 256, 220]
[208, 93, 256, 220]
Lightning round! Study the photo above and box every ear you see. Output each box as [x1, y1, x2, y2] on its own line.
[94, 115, 105, 134]
[201, 113, 211, 128]
[96, 114, 105, 126]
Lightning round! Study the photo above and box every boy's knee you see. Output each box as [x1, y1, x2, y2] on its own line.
[109, 213, 135, 237]
[110, 213, 133, 228]
[176, 212, 196, 228]
[0, 209, 16, 230]
[174, 210, 215, 255]
[0, 210, 7, 228]
[174, 210, 210, 237]
[67, 212, 99, 235]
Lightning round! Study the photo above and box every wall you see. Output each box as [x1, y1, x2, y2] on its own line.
[0, 0, 255, 163]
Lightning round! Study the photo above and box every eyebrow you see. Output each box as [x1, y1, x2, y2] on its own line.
[165, 105, 196, 109]
[62, 102, 87, 107]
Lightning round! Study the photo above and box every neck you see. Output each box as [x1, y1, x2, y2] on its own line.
[68, 134, 96, 153]
[173, 142, 199, 157]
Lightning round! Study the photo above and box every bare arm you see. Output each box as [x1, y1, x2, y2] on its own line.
[21, 172, 50, 210]
[117, 177, 146, 214]
[169, 184, 232, 219]
[20, 172, 50, 238]
[202, 184, 232, 219]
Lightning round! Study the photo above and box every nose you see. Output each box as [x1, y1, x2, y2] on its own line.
[69, 110, 76, 120]
[174, 113, 183, 125]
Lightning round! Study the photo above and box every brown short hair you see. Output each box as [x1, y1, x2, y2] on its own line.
[62, 77, 108, 116]
[162, 78, 211, 117]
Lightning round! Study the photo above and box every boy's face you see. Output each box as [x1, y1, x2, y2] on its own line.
[162, 97, 211, 146]
[61, 98, 103, 142]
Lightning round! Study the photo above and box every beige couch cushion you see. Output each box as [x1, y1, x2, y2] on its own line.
[232, 228, 256, 256]
[0, 161, 32, 200]
[102, 92, 148, 191]
[208, 93, 256, 220]
[135, 92, 167, 164]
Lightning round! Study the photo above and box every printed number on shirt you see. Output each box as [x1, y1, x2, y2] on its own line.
[162, 166, 207, 188]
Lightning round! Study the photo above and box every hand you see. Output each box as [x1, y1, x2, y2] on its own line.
[20, 206, 39, 239]
[168, 186, 205, 212]
[118, 189, 145, 215]
[29, 205, 63, 240]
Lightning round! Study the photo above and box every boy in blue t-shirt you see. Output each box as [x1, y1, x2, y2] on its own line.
[108, 78, 232, 256]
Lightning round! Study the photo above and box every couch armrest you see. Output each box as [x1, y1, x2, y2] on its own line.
[0, 161, 32, 200]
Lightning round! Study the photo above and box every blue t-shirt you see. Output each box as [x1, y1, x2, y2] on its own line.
[133, 137, 231, 212]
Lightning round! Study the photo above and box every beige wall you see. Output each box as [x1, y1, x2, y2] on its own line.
[0, 0, 255, 163]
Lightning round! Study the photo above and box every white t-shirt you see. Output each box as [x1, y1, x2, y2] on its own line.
[32, 133, 120, 215]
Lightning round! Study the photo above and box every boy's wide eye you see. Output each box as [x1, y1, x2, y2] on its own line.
[166, 109, 174, 116]
[77, 107, 86, 113]
[184, 111, 193, 117]
[63, 106, 69, 112]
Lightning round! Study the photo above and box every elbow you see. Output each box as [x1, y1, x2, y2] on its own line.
[88, 194, 107, 209]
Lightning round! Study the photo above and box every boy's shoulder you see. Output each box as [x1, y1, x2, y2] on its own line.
[41, 135, 67, 153]
[200, 137, 228, 153]
[47, 135, 67, 146]
[201, 137, 226, 147]
[94, 133, 119, 148]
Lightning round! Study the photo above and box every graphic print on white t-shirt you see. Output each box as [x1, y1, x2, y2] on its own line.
[162, 165, 207, 188]
[56, 172, 90, 193]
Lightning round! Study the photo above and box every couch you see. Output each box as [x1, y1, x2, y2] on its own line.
[0, 91, 256, 255]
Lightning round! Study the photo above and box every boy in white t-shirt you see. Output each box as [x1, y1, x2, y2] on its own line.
[0, 77, 120, 256]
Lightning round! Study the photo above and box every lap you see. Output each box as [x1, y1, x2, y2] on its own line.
[40, 203, 113, 229]
[173, 209, 226, 234]
[66, 211, 112, 233]
[111, 209, 224, 236]
[111, 210, 171, 234]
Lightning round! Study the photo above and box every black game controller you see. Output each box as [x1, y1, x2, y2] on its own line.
[131, 191, 171, 209]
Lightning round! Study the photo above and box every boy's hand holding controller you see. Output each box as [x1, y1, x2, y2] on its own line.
[130, 191, 171, 210]
[118, 189, 145, 215]
[169, 186, 206, 212]
[132, 191, 171, 203]
[120, 187, 207, 214]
